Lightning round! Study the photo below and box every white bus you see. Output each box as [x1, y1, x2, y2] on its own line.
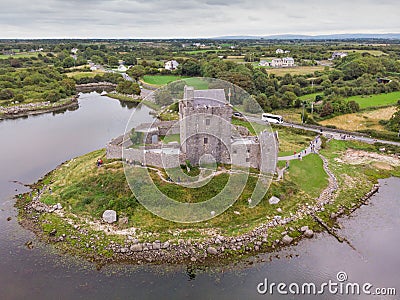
[262, 113, 283, 124]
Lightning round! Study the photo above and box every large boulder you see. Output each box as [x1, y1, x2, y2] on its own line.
[304, 229, 314, 238]
[282, 235, 293, 245]
[207, 246, 218, 255]
[269, 196, 280, 205]
[300, 225, 309, 232]
[102, 210, 117, 224]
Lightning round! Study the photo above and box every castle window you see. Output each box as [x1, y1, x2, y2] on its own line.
[206, 118, 210, 126]
[246, 157, 250, 162]
[204, 137, 208, 144]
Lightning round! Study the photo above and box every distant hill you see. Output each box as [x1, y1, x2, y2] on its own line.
[212, 33, 400, 40]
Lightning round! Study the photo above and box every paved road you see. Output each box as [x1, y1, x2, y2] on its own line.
[245, 115, 400, 147]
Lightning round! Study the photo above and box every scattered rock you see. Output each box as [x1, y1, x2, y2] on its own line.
[300, 226, 309, 232]
[207, 246, 218, 255]
[130, 244, 143, 252]
[233, 211, 241, 215]
[6, 217, 11, 221]
[282, 235, 293, 245]
[56, 203, 62, 210]
[102, 210, 117, 224]
[277, 208, 282, 213]
[25, 241, 34, 249]
[119, 217, 129, 225]
[49, 229, 57, 236]
[152, 242, 161, 250]
[269, 196, 280, 205]
[304, 229, 314, 238]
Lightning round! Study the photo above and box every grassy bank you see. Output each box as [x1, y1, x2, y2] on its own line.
[106, 93, 141, 103]
[17, 138, 400, 265]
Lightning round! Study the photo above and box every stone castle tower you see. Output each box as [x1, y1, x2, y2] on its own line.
[179, 86, 233, 165]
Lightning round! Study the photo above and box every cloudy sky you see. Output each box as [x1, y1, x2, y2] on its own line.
[1, 0, 399, 38]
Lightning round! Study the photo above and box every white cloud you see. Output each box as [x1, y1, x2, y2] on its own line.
[0, 0, 398, 38]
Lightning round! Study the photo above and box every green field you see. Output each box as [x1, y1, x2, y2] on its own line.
[299, 92, 323, 102]
[0, 52, 42, 59]
[336, 49, 387, 56]
[183, 77, 209, 89]
[141, 75, 209, 89]
[265, 66, 326, 76]
[66, 71, 101, 79]
[346, 91, 400, 109]
[287, 154, 328, 198]
[142, 75, 189, 86]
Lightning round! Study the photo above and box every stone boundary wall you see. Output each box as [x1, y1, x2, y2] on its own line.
[106, 141, 185, 168]
[139, 80, 158, 91]
[76, 82, 117, 93]
[123, 148, 186, 168]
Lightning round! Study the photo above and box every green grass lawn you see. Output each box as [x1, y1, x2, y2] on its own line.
[286, 154, 328, 198]
[275, 126, 317, 155]
[161, 133, 180, 143]
[142, 75, 189, 86]
[346, 91, 400, 109]
[299, 92, 323, 102]
[141, 75, 209, 90]
[183, 77, 209, 90]
[0, 52, 42, 59]
[66, 71, 100, 79]
[36, 148, 325, 239]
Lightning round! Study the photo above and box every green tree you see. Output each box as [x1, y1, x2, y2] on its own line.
[243, 96, 262, 114]
[180, 59, 201, 76]
[0, 89, 14, 100]
[62, 57, 75, 68]
[91, 55, 103, 64]
[281, 91, 297, 107]
[124, 55, 137, 66]
[386, 104, 400, 132]
[107, 55, 119, 67]
[116, 81, 141, 95]
[45, 91, 61, 103]
[347, 100, 360, 113]
[127, 65, 146, 81]
[155, 88, 173, 106]
[320, 102, 334, 117]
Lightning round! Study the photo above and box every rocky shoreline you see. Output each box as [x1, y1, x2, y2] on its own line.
[0, 97, 79, 120]
[17, 174, 380, 266]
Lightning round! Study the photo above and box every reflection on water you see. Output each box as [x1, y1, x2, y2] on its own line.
[0, 93, 398, 299]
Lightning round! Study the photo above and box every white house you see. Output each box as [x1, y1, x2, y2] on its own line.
[282, 57, 295, 67]
[259, 60, 270, 67]
[71, 48, 79, 54]
[118, 64, 128, 72]
[276, 49, 284, 54]
[331, 52, 348, 59]
[165, 60, 179, 71]
[271, 57, 295, 68]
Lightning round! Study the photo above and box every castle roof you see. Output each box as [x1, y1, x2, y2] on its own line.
[184, 86, 227, 107]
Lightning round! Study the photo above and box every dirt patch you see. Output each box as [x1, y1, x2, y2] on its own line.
[320, 107, 396, 131]
[336, 149, 400, 167]
[371, 162, 393, 170]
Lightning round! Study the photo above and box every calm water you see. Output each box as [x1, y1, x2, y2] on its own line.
[0, 93, 398, 299]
